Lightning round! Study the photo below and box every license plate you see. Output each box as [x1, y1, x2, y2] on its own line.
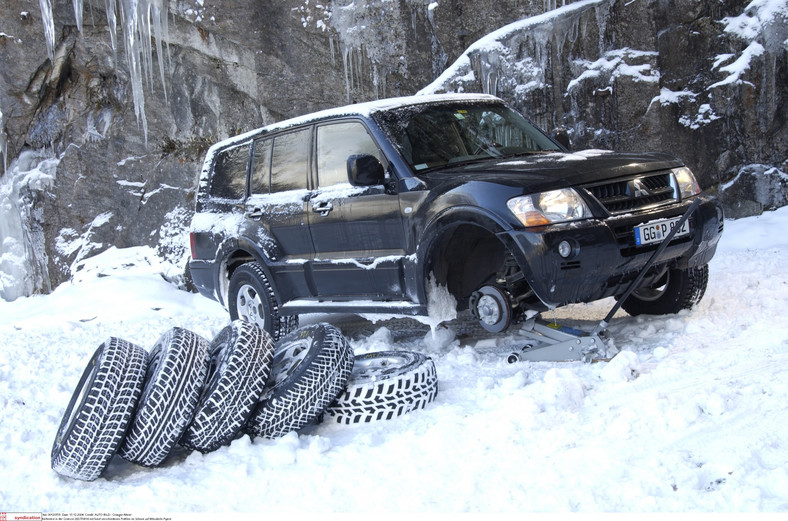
[634, 217, 690, 246]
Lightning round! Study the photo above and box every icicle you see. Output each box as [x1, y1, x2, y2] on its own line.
[73, 0, 84, 32]
[342, 45, 351, 103]
[372, 63, 379, 99]
[0, 104, 6, 175]
[39, 0, 56, 62]
[35, 0, 172, 144]
[151, 0, 170, 103]
[104, 0, 118, 64]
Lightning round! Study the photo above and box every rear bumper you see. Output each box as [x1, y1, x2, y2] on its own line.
[189, 259, 221, 304]
[501, 194, 724, 308]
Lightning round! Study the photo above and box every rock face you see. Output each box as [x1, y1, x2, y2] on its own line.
[421, 0, 788, 217]
[0, 0, 785, 299]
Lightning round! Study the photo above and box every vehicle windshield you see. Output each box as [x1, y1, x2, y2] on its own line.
[375, 103, 562, 172]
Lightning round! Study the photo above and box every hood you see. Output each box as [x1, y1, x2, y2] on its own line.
[414, 150, 685, 192]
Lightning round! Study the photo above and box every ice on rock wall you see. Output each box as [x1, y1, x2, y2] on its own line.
[38, 0, 171, 143]
[327, 0, 448, 102]
[420, 0, 610, 99]
[0, 152, 57, 301]
[1, 104, 7, 175]
[2, 0, 172, 302]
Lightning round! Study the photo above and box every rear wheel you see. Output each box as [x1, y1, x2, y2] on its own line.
[619, 264, 709, 316]
[228, 262, 298, 341]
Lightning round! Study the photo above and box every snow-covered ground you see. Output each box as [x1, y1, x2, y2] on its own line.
[1, 207, 787, 513]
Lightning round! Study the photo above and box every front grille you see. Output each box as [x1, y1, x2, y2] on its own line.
[585, 173, 676, 214]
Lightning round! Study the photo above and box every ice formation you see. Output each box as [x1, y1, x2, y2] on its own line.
[327, 0, 448, 102]
[38, 0, 171, 143]
[0, 152, 57, 301]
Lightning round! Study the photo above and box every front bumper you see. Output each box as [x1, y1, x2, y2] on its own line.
[500, 194, 724, 308]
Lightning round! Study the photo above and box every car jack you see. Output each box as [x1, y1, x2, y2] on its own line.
[506, 199, 700, 364]
[507, 316, 608, 363]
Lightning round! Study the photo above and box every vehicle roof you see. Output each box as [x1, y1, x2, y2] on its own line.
[206, 93, 504, 154]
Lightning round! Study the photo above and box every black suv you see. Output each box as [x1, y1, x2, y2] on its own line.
[189, 94, 723, 339]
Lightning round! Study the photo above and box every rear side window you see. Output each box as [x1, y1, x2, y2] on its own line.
[316, 121, 382, 187]
[271, 128, 310, 193]
[210, 143, 250, 199]
[251, 137, 272, 194]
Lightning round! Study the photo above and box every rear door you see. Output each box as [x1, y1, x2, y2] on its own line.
[306, 120, 408, 299]
[244, 127, 314, 301]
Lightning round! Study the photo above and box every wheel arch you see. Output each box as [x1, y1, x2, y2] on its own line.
[214, 237, 280, 308]
[416, 207, 512, 310]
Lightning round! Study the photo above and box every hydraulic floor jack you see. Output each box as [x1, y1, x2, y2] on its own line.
[504, 199, 700, 364]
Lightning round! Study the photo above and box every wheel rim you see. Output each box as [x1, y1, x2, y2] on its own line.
[631, 271, 670, 302]
[236, 283, 267, 330]
[269, 338, 311, 387]
[353, 353, 409, 381]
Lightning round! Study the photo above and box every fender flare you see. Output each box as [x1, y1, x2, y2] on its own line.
[413, 206, 512, 305]
[213, 235, 281, 308]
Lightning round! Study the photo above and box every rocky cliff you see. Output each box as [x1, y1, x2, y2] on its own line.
[0, 0, 785, 300]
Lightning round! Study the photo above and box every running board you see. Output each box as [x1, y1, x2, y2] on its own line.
[280, 299, 424, 316]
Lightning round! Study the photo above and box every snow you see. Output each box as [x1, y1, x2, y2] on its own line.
[710, 41, 766, 88]
[710, 0, 788, 88]
[418, 0, 609, 95]
[1, 208, 788, 513]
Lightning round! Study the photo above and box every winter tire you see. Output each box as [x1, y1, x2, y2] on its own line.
[118, 327, 210, 467]
[229, 262, 298, 341]
[51, 338, 148, 481]
[180, 321, 275, 453]
[245, 323, 353, 439]
[325, 351, 438, 424]
[619, 264, 709, 316]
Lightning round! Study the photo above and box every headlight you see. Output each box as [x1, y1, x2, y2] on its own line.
[507, 188, 591, 228]
[673, 167, 700, 199]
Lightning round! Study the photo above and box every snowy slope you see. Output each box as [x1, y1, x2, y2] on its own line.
[1, 208, 788, 512]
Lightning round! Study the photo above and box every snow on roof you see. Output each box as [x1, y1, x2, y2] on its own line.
[206, 93, 502, 155]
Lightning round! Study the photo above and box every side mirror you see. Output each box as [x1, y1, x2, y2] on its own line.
[552, 128, 571, 151]
[347, 154, 385, 186]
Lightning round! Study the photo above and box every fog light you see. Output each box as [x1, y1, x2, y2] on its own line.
[558, 240, 572, 258]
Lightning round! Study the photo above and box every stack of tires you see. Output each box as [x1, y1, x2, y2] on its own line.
[51, 321, 438, 481]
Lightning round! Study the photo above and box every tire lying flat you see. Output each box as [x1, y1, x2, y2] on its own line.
[181, 321, 275, 453]
[325, 351, 438, 424]
[118, 327, 210, 467]
[245, 323, 353, 439]
[51, 338, 148, 481]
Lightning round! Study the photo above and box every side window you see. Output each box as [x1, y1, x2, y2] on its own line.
[316, 121, 382, 187]
[210, 143, 250, 199]
[270, 128, 310, 193]
[251, 137, 272, 194]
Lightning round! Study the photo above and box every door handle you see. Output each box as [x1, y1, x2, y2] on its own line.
[312, 201, 333, 216]
[246, 208, 264, 219]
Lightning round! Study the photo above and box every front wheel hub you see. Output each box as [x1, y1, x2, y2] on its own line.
[470, 285, 513, 333]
